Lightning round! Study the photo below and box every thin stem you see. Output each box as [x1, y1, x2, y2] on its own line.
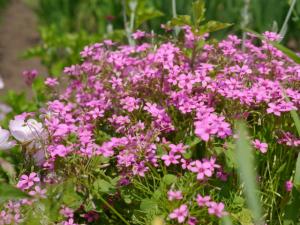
[172, 0, 177, 18]
[241, 0, 251, 51]
[98, 195, 130, 225]
[122, 0, 134, 46]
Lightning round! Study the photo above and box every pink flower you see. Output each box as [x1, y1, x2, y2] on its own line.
[132, 30, 146, 39]
[45, 78, 59, 87]
[263, 31, 281, 41]
[252, 139, 268, 153]
[207, 202, 226, 218]
[188, 216, 198, 225]
[161, 154, 181, 166]
[189, 160, 215, 180]
[22, 69, 38, 86]
[196, 194, 211, 207]
[62, 218, 78, 225]
[17, 172, 40, 190]
[60, 206, 74, 218]
[285, 180, 293, 192]
[120, 97, 140, 112]
[267, 103, 281, 116]
[169, 204, 189, 223]
[167, 190, 183, 201]
[28, 186, 47, 198]
[169, 143, 186, 154]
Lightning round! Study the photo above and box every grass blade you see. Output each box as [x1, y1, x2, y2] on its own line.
[235, 121, 264, 224]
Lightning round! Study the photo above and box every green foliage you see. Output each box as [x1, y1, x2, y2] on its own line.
[0, 183, 30, 203]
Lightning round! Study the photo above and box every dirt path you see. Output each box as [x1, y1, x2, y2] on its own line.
[0, 0, 46, 95]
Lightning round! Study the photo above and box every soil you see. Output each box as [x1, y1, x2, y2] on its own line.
[0, 0, 46, 96]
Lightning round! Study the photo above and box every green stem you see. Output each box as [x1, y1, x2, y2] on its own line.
[122, 0, 134, 46]
[172, 0, 179, 36]
[98, 195, 130, 225]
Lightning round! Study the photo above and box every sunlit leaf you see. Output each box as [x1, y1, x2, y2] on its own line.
[192, 0, 205, 24]
[199, 21, 232, 34]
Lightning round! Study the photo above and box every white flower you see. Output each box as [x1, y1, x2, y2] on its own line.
[0, 127, 16, 150]
[0, 77, 4, 89]
[9, 118, 44, 143]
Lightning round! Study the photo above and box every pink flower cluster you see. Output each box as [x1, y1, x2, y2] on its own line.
[196, 194, 226, 218]
[8, 28, 300, 224]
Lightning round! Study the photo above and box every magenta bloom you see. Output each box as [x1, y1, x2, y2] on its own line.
[189, 160, 214, 180]
[22, 69, 38, 86]
[169, 204, 189, 223]
[45, 78, 59, 87]
[167, 190, 183, 201]
[207, 202, 226, 218]
[161, 153, 181, 166]
[28, 186, 47, 198]
[60, 206, 74, 219]
[285, 180, 293, 192]
[62, 218, 78, 225]
[17, 172, 40, 190]
[188, 216, 198, 225]
[252, 139, 268, 153]
[196, 194, 211, 207]
[132, 30, 146, 39]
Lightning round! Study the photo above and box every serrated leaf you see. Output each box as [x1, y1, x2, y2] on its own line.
[170, 15, 192, 27]
[192, 0, 205, 24]
[199, 21, 232, 34]
[93, 179, 115, 194]
[62, 182, 82, 208]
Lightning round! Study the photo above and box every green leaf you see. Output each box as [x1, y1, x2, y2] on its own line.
[62, 182, 82, 208]
[199, 21, 232, 34]
[233, 208, 254, 225]
[140, 198, 158, 211]
[192, 0, 205, 24]
[235, 121, 264, 224]
[272, 41, 300, 64]
[186, 136, 201, 148]
[170, 15, 192, 27]
[162, 174, 177, 185]
[221, 215, 233, 225]
[136, 8, 164, 28]
[0, 183, 30, 202]
[283, 188, 300, 224]
[294, 153, 300, 189]
[93, 179, 115, 194]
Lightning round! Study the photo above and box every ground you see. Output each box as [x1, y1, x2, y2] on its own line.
[0, 0, 45, 96]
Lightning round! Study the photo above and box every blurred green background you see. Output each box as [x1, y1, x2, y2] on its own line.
[2, 0, 300, 75]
